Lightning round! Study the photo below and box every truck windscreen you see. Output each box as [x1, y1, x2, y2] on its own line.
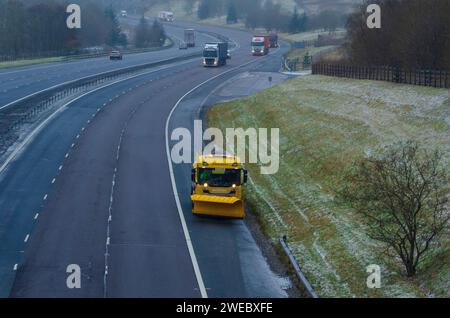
[251, 42, 264, 46]
[203, 50, 217, 57]
[198, 168, 241, 187]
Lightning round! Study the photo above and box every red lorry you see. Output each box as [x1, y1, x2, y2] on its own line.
[251, 35, 270, 56]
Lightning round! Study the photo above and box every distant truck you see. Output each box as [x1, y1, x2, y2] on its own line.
[269, 33, 279, 48]
[120, 10, 127, 17]
[202, 42, 228, 67]
[158, 11, 174, 22]
[251, 35, 270, 56]
[184, 29, 195, 48]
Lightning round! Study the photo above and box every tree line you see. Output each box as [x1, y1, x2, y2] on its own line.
[346, 0, 450, 70]
[134, 17, 166, 48]
[0, 0, 132, 58]
[197, 0, 347, 33]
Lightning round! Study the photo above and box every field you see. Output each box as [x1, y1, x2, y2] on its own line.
[206, 75, 450, 297]
[0, 57, 65, 70]
[285, 45, 337, 70]
[280, 29, 346, 42]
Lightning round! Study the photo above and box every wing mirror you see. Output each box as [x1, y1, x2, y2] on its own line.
[191, 169, 196, 182]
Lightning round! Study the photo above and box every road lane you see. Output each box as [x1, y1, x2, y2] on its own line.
[5, 58, 239, 297]
[167, 46, 291, 297]
[106, 73, 204, 297]
[3, 61, 200, 297]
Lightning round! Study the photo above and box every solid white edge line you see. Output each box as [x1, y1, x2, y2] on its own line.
[165, 47, 279, 299]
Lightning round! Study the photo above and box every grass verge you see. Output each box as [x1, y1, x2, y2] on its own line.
[205, 75, 450, 297]
[0, 57, 65, 70]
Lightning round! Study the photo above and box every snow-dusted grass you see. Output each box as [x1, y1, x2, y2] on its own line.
[280, 29, 346, 42]
[287, 45, 337, 60]
[206, 75, 450, 297]
[286, 46, 338, 70]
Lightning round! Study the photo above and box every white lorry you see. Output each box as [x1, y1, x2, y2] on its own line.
[158, 11, 174, 22]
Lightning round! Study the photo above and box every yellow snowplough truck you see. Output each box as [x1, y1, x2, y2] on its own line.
[191, 155, 248, 219]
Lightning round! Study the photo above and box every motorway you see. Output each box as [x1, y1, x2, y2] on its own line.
[0, 20, 291, 297]
[0, 23, 212, 109]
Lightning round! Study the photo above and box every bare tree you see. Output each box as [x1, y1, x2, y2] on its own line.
[340, 141, 449, 277]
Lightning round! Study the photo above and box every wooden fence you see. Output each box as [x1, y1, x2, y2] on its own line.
[312, 63, 450, 88]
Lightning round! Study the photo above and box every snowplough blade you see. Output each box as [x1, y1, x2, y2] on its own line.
[191, 195, 245, 219]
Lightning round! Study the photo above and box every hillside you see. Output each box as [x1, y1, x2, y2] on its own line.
[206, 75, 450, 297]
[143, 0, 363, 20]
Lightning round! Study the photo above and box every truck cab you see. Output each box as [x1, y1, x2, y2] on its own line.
[191, 155, 248, 219]
[269, 33, 279, 48]
[251, 35, 270, 56]
[202, 42, 228, 67]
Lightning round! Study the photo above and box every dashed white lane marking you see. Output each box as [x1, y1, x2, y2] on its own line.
[65, 153, 69, 158]
[34, 213, 39, 220]
[24, 234, 30, 243]
[104, 165, 117, 297]
[71, 143, 75, 148]
[13, 264, 18, 271]
[43, 194, 48, 201]
[76, 134, 80, 139]
[102, 95, 147, 297]
[51, 178, 56, 184]
[58, 165, 63, 171]
[164, 48, 279, 299]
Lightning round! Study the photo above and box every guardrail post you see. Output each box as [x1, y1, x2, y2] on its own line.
[279, 235, 318, 298]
